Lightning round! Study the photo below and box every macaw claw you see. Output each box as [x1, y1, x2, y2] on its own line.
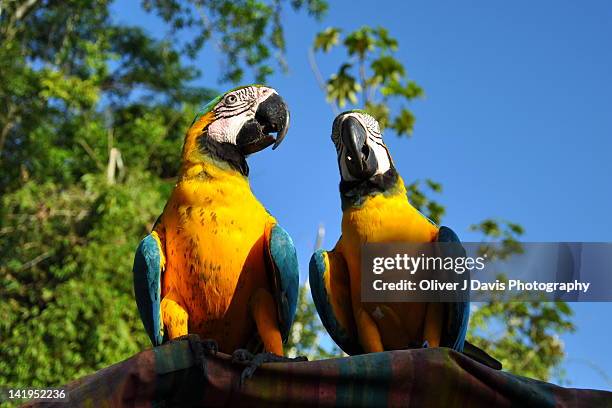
[168, 334, 218, 377]
[172, 334, 218, 355]
[231, 350, 307, 386]
[231, 348, 254, 363]
[200, 338, 219, 355]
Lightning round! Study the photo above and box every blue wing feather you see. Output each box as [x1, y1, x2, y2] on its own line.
[309, 250, 363, 355]
[437, 226, 469, 352]
[268, 225, 299, 342]
[133, 234, 164, 346]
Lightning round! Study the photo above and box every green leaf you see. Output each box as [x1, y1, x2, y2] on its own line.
[381, 79, 424, 100]
[425, 179, 443, 193]
[390, 108, 416, 136]
[313, 27, 341, 52]
[371, 56, 405, 84]
[326, 64, 361, 107]
[374, 27, 398, 51]
[344, 26, 375, 59]
[314, 25, 423, 140]
[364, 101, 390, 130]
[405, 179, 445, 224]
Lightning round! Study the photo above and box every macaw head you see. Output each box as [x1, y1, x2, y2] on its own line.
[331, 110, 394, 182]
[183, 85, 289, 175]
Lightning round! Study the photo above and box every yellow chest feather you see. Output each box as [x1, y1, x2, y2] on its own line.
[339, 191, 438, 277]
[158, 166, 274, 324]
[342, 193, 438, 245]
[338, 186, 441, 349]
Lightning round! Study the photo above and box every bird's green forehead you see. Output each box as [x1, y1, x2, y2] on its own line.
[191, 84, 267, 125]
[342, 109, 369, 115]
[332, 109, 374, 129]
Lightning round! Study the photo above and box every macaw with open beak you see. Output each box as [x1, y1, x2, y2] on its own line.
[133, 86, 301, 375]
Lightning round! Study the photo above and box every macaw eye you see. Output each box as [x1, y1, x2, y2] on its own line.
[224, 94, 238, 105]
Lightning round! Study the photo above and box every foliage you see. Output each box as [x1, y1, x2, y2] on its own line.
[406, 179, 445, 225]
[470, 218, 525, 260]
[0, 0, 326, 388]
[141, 0, 327, 82]
[468, 220, 575, 381]
[0, 174, 167, 386]
[0, 0, 210, 194]
[312, 26, 423, 136]
[470, 300, 574, 382]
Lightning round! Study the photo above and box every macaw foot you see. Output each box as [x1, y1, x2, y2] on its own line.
[172, 334, 218, 355]
[231, 348, 254, 364]
[231, 349, 307, 386]
[199, 338, 219, 355]
[170, 334, 218, 376]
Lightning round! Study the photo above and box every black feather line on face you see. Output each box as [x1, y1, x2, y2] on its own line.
[197, 134, 249, 176]
[339, 168, 399, 210]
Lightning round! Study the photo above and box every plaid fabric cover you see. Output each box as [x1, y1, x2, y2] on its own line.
[22, 339, 612, 407]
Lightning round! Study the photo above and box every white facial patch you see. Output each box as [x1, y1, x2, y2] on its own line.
[332, 112, 392, 181]
[338, 154, 355, 182]
[206, 86, 277, 145]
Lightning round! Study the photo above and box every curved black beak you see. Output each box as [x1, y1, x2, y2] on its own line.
[341, 116, 378, 179]
[237, 93, 290, 155]
[256, 93, 289, 150]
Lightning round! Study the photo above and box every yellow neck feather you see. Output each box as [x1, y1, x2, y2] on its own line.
[181, 111, 215, 165]
[355, 176, 409, 210]
[179, 158, 246, 182]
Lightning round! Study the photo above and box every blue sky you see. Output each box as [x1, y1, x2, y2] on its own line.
[115, 0, 612, 390]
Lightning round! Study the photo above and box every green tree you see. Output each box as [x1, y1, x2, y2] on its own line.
[1, 174, 167, 385]
[311, 26, 423, 136]
[285, 284, 341, 360]
[0, 0, 327, 388]
[467, 219, 575, 381]
[307, 25, 575, 382]
[141, 0, 327, 82]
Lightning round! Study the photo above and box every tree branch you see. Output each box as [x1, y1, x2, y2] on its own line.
[1, 0, 40, 41]
[307, 47, 339, 115]
[77, 138, 105, 172]
[14, 0, 40, 21]
[359, 56, 368, 106]
[19, 250, 54, 271]
[0, 106, 18, 158]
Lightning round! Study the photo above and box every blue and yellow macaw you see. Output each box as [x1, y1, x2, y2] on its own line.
[132, 85, 299, 360]
[310, 110, 500, 368]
